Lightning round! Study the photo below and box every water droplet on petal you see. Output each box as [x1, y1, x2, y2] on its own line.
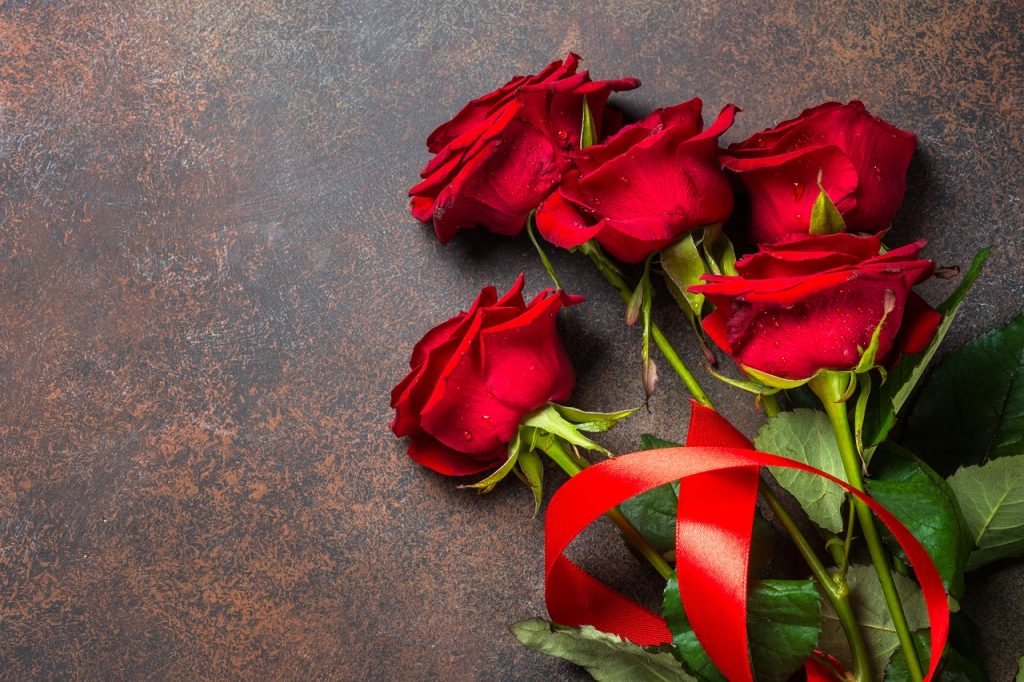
[792, 182, 805, 200]
[462, 430, 473, 441]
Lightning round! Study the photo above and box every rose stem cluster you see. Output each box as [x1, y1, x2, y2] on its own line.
[811, 373, 924, 681]
[571, 253, 876, 681]
[407, 54, 935, 680]
[577, 240, 712, 407]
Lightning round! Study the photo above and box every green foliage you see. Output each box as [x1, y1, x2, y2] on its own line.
[662, 576, 821, 682]
[510, 618, 695, 682]
[862, 248, 989, 450]
[619, 435, 681, 552]
[866, 442, 972, 598]
[819, 565, 930, 679]
[883, 629, 986, 681]
[947, 454, 1024, 569]
[902, 310, 1023, 476]
[754, 409, 849, 533]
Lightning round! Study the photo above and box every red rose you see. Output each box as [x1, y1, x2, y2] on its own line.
[722, 101, 917, 244]
[535, 99, 737, 263]
[390, 275, 582, 475]
[410, 54, 639, 244]
[691, 233, 942, 381]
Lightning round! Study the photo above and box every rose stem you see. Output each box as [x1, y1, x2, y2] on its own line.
[761, 392, 873, 681]
[537, 240, 871, 677]
[577, 239, 712, 407]
[542, 437, 674, 581]
[811, 373, 924, 682]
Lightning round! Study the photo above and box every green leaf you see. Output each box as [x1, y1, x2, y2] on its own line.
[641, 434, 682, 450]
[1016, 656, 1024, 682]
[552, 403, 639, 433]
[510, 618, 695, 682]
[809, 187, 846, 235]
[754, 409, 849, 533]
[883, 630, 986, 682]
[903, 311, 1024, 476]
[663, 576, 821, 682]
[866, 442, 972, 598]
[862, 248, 989, 451]
[946, 454, 1024, 569]
[619, 435, 682, 552]
[661, 233, 707, 319]
[819, 564, 929, 679]
[581, 97, 597, 150]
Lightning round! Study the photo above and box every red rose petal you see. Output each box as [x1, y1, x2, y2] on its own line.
[408, 434, 505, 476]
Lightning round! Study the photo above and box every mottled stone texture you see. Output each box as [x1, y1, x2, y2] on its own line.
[0, 1, 1021, 680]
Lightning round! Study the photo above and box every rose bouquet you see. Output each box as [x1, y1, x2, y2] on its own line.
[394, 54, 1024, 681]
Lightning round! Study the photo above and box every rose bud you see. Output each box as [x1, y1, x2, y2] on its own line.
[410, 54, 639, 244]
[390, 275, 582, 476]
[722, 101, 917, 244]
[535, 99, 737, 264]
[690, 233, 942, 382]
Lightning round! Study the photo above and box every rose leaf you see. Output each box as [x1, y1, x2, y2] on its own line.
[901, 307, 1023, 476]
[862, 247, 989, 452]
[946, 454, 1024, 570]
[819, 564, 929, 679]
[662, 575, 820, 682]
[866, 442, 972, 598]
[509, 618, 695, 682]
[754, 409, 849, 533]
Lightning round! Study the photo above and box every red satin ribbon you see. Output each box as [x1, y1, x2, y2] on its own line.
[545, 402, 949, 681]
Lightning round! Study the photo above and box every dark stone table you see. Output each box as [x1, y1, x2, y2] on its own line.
[1, 1, 1021, 679]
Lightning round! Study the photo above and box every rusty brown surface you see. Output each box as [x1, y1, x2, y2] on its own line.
[0, 1, 1021, 680]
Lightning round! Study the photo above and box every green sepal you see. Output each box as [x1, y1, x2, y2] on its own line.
[854, 372, 872, 459]
[580, 96, 597, 150]
[460, 431, 522, 493]
[552, 403, 639, 432]
[854, 298, 893, 374]
[741, 365, 811, 390]
[626, 277, 644, 326]
[809, 185, 846, 235]
[701, 223, 738, 276]
[661, 232, 707, 319]
[517, 449, 545, 516]
[526, 212, 562, 290]
[709, 366, 782, 396]
[521, 404, 612, 456]
[639, 255, 657, 399]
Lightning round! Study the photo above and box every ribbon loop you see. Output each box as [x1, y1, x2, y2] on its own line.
[544, 403, 949, 681]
